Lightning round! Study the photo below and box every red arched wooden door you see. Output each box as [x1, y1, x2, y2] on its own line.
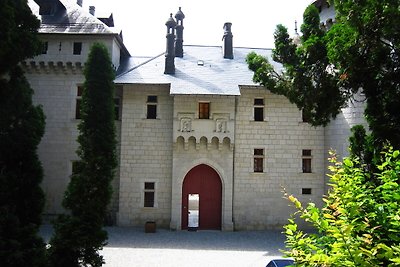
[181, 164, 222, 230]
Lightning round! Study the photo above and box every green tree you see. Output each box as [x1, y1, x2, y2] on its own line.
[48, 43, 117, 267]
[0, 0, 47, 266]
[247, 4, 345, 127]
[246, 1, 400, 148]
[0, 0, 42, 75]
[284, 149, 400, 266]
[327, 0, 400, 148]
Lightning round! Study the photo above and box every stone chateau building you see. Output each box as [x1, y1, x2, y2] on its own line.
[25, 0, 366, 230]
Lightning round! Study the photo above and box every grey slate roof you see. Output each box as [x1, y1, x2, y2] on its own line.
[28, 0, 116, 35]
[115, 45, 282, 96]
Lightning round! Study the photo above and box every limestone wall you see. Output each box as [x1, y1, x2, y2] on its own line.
[170, 95, 236, 230]
[117, 84, 173, 227]
[233, 87, 325, 230]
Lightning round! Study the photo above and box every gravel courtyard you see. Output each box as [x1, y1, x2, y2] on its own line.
[41, 225, 288, 267]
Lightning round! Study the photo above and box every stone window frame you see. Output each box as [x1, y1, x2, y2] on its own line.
[253, 98, 264, 122]
[302, 188, 312, 195]
[146, 95, 158, 119]
[142, 181, 157, 208]
[198, 102, 210, 119]
[253, 148, 265, 173]
[302, 149, 312, 173]
[73, 42, 82, 55]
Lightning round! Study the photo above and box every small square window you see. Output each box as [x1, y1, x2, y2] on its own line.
[145, 182, 155, 190]
[254, 98, 264, 105]
[302, 188, 312, 195]
[147, 96, 157, 103]
[254, 149, 264, 173]
[199, 102, 210, 119]
[73, 42, 82, 55]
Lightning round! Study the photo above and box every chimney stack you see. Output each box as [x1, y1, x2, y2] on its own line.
[89, 6, 95, 16]
[164, 13, 177, 74]
[77, 0, 82, 7]
[174, 7, 185, 58]
[222, 22, 233, 59]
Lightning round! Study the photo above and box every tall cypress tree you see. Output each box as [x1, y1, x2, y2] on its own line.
[0, 0, 46, 266]
[48, 43, 117, 267]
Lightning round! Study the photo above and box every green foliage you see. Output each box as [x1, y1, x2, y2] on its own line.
[246, 5, 346, 127]
[327, 0, 400, 148]
[48, 43, 117, 267]
[0, 67, 47, 266]
[0, 0, 42, 75]
[0, 1, 46, 265]
[284, 148, 400, 266]
[247, 1, 400, 148]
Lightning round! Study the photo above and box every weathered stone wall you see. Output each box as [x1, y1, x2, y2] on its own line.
[233, 86, 325, 230]
[170, 95, 236, 231]
[25, 33, 123, 219]
[117, 84, 173, 227]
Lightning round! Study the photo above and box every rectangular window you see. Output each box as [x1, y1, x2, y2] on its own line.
[114, 98, 120, 120]
[302, 109, 311, 123]
[302, 188, 312, 195]
[302, 149, 312, 173]
[144, 182, 155, 207]
[42, 41, 48, 54]
[199, 102, 210, 119]
[146, 96, 157, 119]
[75, 86, 83, 119]
[254, 98, 264, 121]
[254, 148, 264, 173]
[73, 42, 82, 55]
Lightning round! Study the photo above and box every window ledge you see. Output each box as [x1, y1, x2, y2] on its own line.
[142, 118, 161, 120]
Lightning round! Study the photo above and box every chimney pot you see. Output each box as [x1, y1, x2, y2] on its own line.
[89, 6, 95, 16]
[222, 22, 233, 59]
[164, 13, 176, 74]
[174, 7, 185, 58]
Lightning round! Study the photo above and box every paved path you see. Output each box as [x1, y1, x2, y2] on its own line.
[41, 225, 287, 267]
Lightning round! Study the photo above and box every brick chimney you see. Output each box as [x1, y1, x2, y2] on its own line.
[174, 7, 185, 58]
[164, 14, 176, 74]
[222, 22, 233, 59]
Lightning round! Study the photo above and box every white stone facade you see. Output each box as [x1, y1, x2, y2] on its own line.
[234, 87, 325, 229]
[25, 0, 368, 230]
